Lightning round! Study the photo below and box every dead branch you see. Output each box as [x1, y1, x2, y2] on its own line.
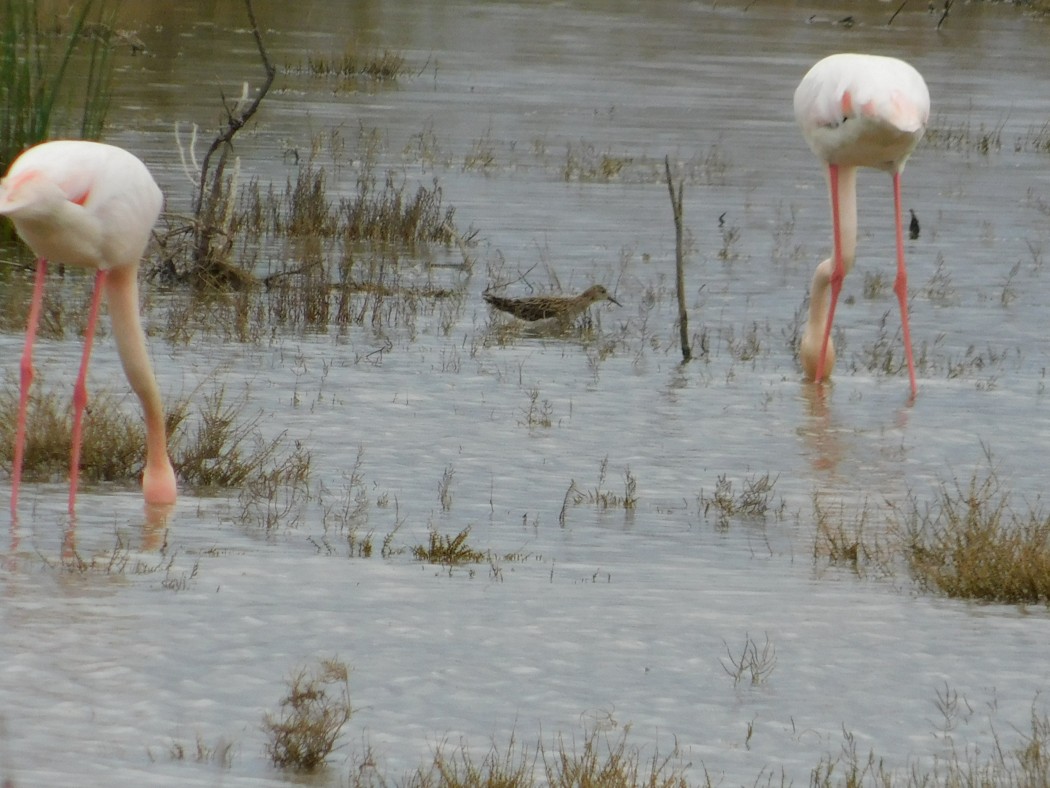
[185, 0, 275, 280]
[937, 0, 953, 29]
[193, 0, 275, 217]
[665, 156, 690, 363]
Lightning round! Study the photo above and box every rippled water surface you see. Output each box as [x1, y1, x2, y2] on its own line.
[3, 1, 1050, 785]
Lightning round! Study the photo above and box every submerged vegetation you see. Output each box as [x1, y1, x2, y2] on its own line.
[810, 457, 1050, 606]
[287, 47, 409, 81]
[899, 465, 1050, 604]
[155, 139, 473, 343]
[412, 525, 486, 566]
[263, 657, 353, 771]
[0, 0, 117, 169]
[0, 0, 120, 249]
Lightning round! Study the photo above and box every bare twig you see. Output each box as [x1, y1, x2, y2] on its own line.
[193, 0, 275, 216]
[665, 156, 691, 363]
[887, 0, 907, 25]
[559, 480, 579, 527]
[936, 0, 953, 29]
[184, 0, 275, 279]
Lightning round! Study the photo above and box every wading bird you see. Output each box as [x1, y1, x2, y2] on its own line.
[483, 284, 621, 324]
[794, 53, 930, 398]
[0, 140, 177, 515]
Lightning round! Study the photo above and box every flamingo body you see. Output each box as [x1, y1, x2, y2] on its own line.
[795, 54, 928, 170]
[794, 53, 929, 397]
[0, 140, 176, 514]
[0, 141, 162, 270]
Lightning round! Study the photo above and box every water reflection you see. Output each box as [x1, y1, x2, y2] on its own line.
[798, 383, 841, 475]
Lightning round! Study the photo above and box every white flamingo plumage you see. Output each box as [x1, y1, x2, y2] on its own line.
[794, 53, 930, 398]
[0, 140, 176, 515]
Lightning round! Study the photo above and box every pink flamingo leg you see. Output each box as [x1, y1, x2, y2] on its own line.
[11, 259, 48, 517]
[815, 163, 845, 383]
[68, 269, 107, 513]
[892, 171, 917, 399]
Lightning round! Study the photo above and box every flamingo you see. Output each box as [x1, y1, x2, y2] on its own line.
[0, 140, 177, 515]
[794, 53, 930, 398]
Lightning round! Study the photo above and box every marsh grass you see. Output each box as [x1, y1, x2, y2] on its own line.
[698, 472, 782, 529]
[811, 707, 1050, 788]
[0, 376, 315, 513]
[164, 733, 235, 769]
[898, 464, 1050, 604]
[558, 143, 727, 186]
[319, 447, 369, 534]
[812, 496, 895, 578]
[263, 657, 352, 772]
[561, 459, 639, 517]
[0, 387, 189, 487]
[230, 160, 463, 251]
[562, 141, 632, 182]
[720, 632, 777, 687]
[924, 255, 956, 305]
[854, 311, 909, 378]
[438, 464, 455, 511]
[464, 127, 498, 172]
[335, 702, 1050, 788]
[159, 149, 471, 342]
[0, 0, 116, 170]
[716, 213, 741, 263]
[0, 388, 70, 482]
[1016, 121, 1050, 155]
[862, 270, 888, 299]
[47, 531, 194, 587]
[397, 725, 689, 788]
[417, 732, 538, 788]
[944, 343, 1010, 381]
[173, 386, 293, 490]
[288, 48, 408, 81]
[342, 173, 462, 248]
[519, 388, 554, 429]
[542, 726, 689, 788]
[588, 458, 638, 511]
[924, 116, 1004, 154]
[412, 525, 486, 566]
[721, 321, 768, 363]
[0, 268, 95, 338]
[237, 439, 313, 532]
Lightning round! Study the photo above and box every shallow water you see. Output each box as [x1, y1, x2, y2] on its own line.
[3, 0, 1050, 785]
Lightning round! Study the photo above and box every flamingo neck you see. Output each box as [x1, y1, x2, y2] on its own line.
[801, 258, 836, 380]
[828, 164, 858, 277]
[800, 164, 858, 381]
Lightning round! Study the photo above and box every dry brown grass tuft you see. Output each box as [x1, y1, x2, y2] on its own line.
[289, 48, 409, 81]
[899, 465, 1050, 604]
[157, 149, 472, 344]
[0, 379, 309, 505]
[400, 725, 689, 788]
[415, 732, 537, 788]
[0, 386, 189, 488]
[542, 726, 689, 788]
[172, 386, 300, 492]
[812, 495, 895, 578]
[412, 525, 486, 566]
[698, 472, 782, 530]
[812, 705, 1050, 787]
[263, 657, 352, 772]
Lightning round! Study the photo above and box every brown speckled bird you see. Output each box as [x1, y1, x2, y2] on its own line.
[483, 285, 621, 323]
